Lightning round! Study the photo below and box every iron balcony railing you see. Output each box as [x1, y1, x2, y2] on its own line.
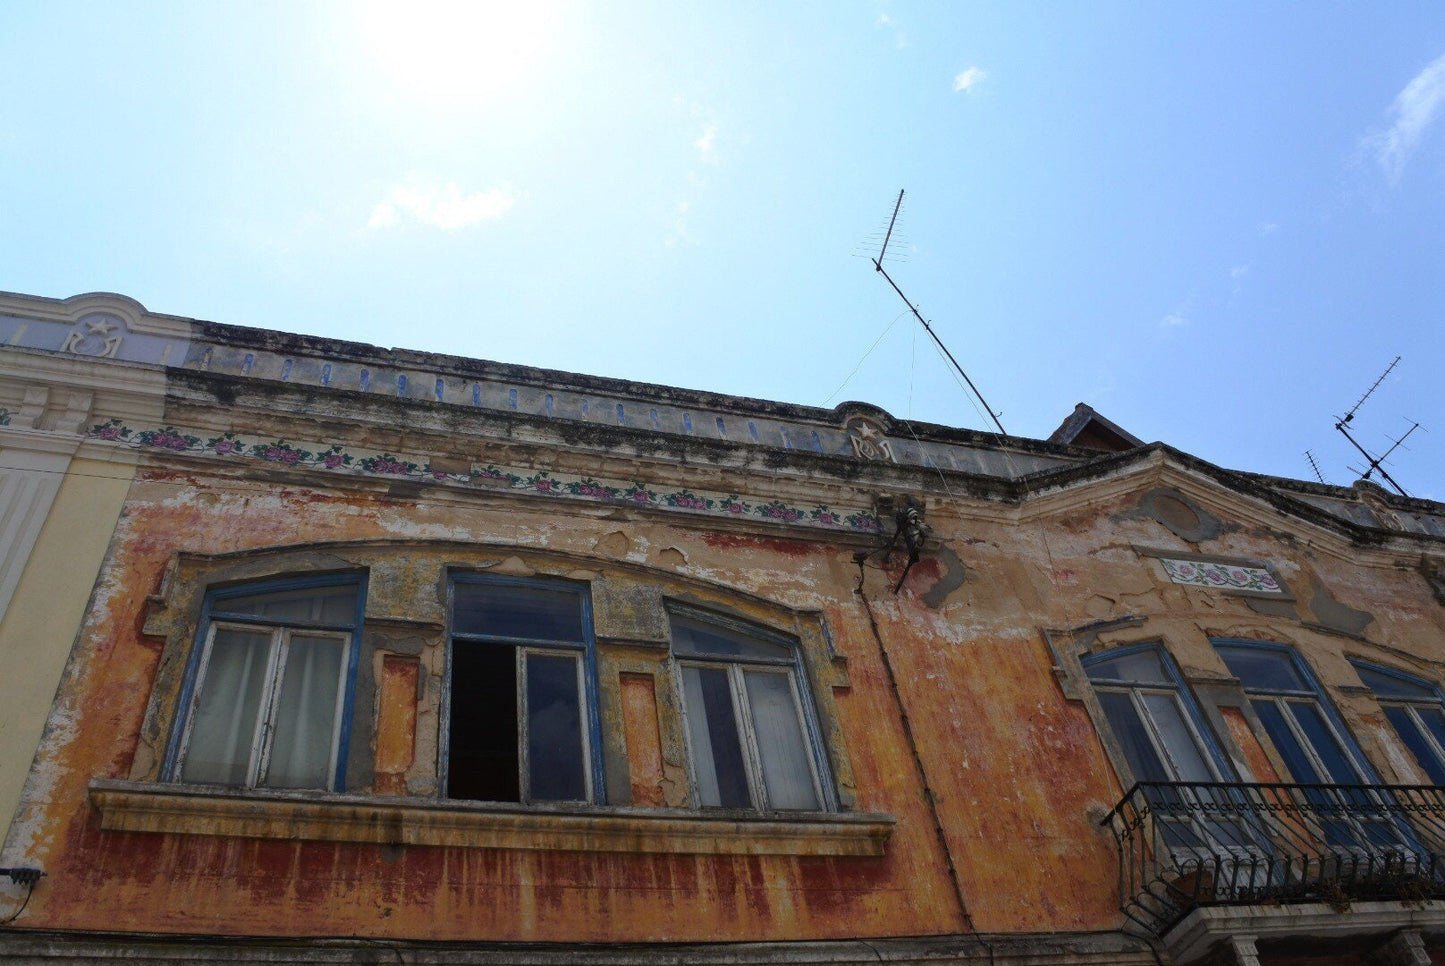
[1102, 781, 1445, 935]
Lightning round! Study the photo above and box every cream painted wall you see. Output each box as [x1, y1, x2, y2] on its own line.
[0, 456, 133, 852]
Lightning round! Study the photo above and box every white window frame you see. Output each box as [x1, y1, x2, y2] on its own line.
[513, 646, 593, 804]
[177, 623, 351, 789]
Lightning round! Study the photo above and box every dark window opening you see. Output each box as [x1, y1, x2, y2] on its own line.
[447, 643, 520, 802]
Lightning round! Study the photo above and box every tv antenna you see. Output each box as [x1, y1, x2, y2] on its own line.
[869, 189, 1007, 436]
[1333, 356, 1420, 497]
[1303, 450, 1327, 485]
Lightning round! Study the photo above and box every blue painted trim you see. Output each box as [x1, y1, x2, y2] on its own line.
[164, 572, 366, 790]
[334, 571, 369, 791]
[1349, 658, 1445, 701]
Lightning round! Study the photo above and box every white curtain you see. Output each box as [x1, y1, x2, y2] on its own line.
[744, 670, 818, 810]
[266, 635, 344, 789]
[182, 629, 270, 785]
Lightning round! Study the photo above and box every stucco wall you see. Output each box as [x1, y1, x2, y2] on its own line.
[0, 456, 132, 852]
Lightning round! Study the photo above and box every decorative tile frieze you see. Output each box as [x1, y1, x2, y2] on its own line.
[1160, 558, 1282, 594]
[87, 420, 882, 533]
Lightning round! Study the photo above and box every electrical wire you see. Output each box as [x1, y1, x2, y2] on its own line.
[821, 310, 909, 407]
[0, 879, 36, 927]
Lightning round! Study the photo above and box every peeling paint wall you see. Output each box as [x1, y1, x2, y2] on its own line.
[12, 453, 1445, 949]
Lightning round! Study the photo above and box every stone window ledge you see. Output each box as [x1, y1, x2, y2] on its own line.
[89, 779, 894, 857]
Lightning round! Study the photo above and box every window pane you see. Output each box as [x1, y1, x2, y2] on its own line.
[671, 616, 792, 661]
[526, 653, 587, 802]
[1289, 701, 1360, 784]
[1253, 700, 1323, 783]
[1098, 691, 1171, 783]
[447, 643, 520, 801]
[1085, 650, 1170, 685]
[1357, 665, 1437, 699]
[744, 670, 819, 810]
[1384, 707, 1445, 785]
[1216, 646, 1307, 691]
[453, 582, 584, 642]
[1141, 692, 1214, 782]
[265, 635, 344, 789]
[682, 666, 751, 808]
[183, 629, 272, 785]
[213, 586, 357, 625]
[1419, 708, 1445, 765]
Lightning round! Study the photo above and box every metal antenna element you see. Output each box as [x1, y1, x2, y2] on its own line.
[1341, 356, 1400, 425]
[1332, 357, 1417, 497]
[870, 190, 1007, 436]
[1304, 450, 1327, 485]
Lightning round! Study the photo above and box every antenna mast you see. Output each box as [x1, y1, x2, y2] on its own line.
[870, 190, 1007, 436]
[1333, 356, 1417, 497]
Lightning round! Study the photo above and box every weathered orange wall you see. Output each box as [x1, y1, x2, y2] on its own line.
[16, 464, 1445, 946]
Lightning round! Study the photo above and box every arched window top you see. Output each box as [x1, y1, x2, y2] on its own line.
[1083, 645, 1173, 686]
[1352, 661, 1441, 701]
[1213, 640, 1311, 693]
[669, 609, 796, 663]
[208, 577, 361, 628]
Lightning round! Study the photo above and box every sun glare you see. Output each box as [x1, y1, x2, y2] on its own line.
[360, 0, 558, 104]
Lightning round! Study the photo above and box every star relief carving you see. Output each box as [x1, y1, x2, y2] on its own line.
[61, 316, 125, 358]
[847, 416, 895, 463]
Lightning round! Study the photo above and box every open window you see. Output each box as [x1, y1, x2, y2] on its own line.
[167, 575, 364, 791]
[443, 574, 604, 804]
[1352, 661, 1445, 785]
[670, 606, 833, 812]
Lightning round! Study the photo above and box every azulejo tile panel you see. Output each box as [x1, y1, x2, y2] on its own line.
[1160, 557, 1281, 594]
[87, 420, 881, 533]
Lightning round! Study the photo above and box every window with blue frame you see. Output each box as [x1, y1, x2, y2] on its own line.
[170, 576, 364, 791]
[1352, 661, 1445, 785]
[670, 606, 832, 812]
[1215, 640, 1396, 848]
[443, 574, 603, 804]
[1214, 641, 1374, 786]
[1082, 645, 1224, 786]
[1082, 645, 1263, 855]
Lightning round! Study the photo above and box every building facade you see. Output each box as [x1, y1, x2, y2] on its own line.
[2, 291, 1445, 964]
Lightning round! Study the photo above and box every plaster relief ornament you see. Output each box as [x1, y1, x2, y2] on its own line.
[847, 416, 896, 463]
[60, 315, 125, 358]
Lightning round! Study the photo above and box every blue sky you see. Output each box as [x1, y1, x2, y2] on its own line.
[3, 2, 1443, 495]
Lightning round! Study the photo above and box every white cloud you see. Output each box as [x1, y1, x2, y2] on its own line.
[1230, 264, 1250, 279]
[368, 180, 517, 230]
[665, 200, 695, 248]
[876, 12, 906, 48]
[1257, 221, 1279, 236]
[953, 67, 988, 94]
[693, 122, 719, 163]
[1362, 51, 1445, 184]
[1160, 312, 1187, 328]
